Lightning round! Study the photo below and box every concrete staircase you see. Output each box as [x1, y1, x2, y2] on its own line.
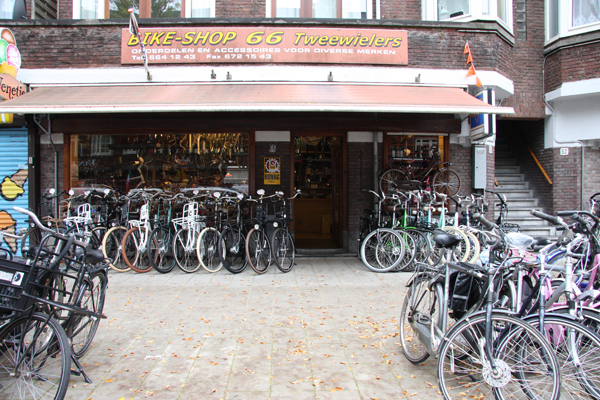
[495, 144, 556, 238]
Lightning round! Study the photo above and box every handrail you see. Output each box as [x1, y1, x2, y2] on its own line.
[521, 138, 553, 185]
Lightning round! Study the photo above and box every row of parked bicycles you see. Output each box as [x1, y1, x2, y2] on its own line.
[396, 187, 600, 399]
[0, 206, 110, 399]
[357, 180, 515, 273]
[21, 186, 299, 276]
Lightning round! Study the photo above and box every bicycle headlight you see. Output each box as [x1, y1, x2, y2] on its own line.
[254, 224, 259, 230]
[273, 222, 279, 228]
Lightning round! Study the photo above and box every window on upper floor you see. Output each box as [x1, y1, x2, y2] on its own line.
[73, 0, 215, 18]
[422, 0, 512, 31]
[547, 0, 600, 41]
[267, 0, 373, 18]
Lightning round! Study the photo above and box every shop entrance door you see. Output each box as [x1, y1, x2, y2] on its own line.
[293, 135, 344, 249]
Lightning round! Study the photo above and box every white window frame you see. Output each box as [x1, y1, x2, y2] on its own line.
[185, 0, 216, 17]
[72, 0, 105, 19]
[266, 0, 373, 18]
[546, 0, 600, 43]
[422, 0, 513, 33]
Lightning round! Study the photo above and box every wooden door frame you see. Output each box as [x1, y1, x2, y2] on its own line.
[290, 132, 347, 249]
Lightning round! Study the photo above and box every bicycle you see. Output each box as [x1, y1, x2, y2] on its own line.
[399, 230, 562, 400]
[196, 191, 226, 273]
[359, 191, 405, 272]
[121, 189, 162, 273]
[245, 189, 277, 274]
[171, 190, 207, 273]
[271, 190, 300, 273]
[101, 193, 133, 272]
[379, 146, 461, 196]
[147, 192, 180, 273]
[218, 192, 249, 274]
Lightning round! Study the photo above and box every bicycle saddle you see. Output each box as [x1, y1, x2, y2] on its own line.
[74, 247, 105, 264]
[432, 232, 462, 248]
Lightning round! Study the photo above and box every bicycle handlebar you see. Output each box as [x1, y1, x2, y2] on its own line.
[13, 206, 88, 248]
[530, 209, 564, 226]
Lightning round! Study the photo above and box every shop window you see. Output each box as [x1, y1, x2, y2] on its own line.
[75, 0, 196, 18]
[70, 133, 249, 194]
[269, 0, 372, 18]
[185, 0, 216, 17]
[422, 0, 512, 30]
[384, 134, 446, 181]
[547, 0, 600, 41]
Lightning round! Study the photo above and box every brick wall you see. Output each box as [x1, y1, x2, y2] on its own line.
[584, 147, 600, 205]
[499, 0, 546, 118]
[347, 140, 376, 253]
[40, 144, 64, 193]
[59, 0, 72, 19]
[216, 0, 266, 18]
[551, 147, 582, 211]
[544, 41, 600, 93]
[448, 144, 471, 197]
[253, 141, 291, 196]
[380, 0, 420, 20]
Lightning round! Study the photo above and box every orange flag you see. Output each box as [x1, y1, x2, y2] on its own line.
[466, 65, 476, 77]
[476, 76, 483, 87]
[466, 52, 473, 64]
[464, 42, 470, 54]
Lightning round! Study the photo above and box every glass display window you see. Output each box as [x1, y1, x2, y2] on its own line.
[69, 133, 249, 194]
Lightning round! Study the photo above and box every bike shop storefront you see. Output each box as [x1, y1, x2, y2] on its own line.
[0, 83, 513, 253]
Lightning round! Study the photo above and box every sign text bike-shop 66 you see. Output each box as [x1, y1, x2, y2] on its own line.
[121, 27, 408, 66]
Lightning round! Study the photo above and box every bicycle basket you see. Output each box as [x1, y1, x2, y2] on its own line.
[0, 258, 32, 314]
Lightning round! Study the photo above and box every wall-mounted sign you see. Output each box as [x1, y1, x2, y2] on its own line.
[470, 89, 496, 141]
[0, 28, 23, 124]
[264, 157, 280, 185]
[121, 27, 408, 66]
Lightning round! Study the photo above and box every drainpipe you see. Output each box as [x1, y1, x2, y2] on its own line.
[376, 0, 380, 19]
[34, 114, 60, 219]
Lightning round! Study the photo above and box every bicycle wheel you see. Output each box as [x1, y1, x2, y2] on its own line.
[360, 229, 404, 273]
[392, 229, 416, 272]
[89, 226, 107, 250]
[173, 228, 202, 273]
[379, 168, 409, 194]
[432, 167, 461, 197]
[442, 227, 471, 263]
[0, 313, 71, 400]
[122, 227, 156, 273]
[196, 227, 224, 273]
[272, 227, 295, 273]
[68, 270, 107, 358]
[400, 274, 442, 363]
[102, 226, 130, 272]
[438, 312, 561, 400]
[464, 230, 481, 263]
[219, 226, 248, 274]
[409, 230, 432, 264]
[524, 314, 600, 400]
[148, 225, 176, 274]
[245, 228, 272, 274]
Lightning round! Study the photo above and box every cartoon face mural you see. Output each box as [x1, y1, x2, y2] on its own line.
[0, 28, 27, 255]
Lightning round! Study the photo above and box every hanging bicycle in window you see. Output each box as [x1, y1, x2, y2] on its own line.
[379, 145, 461, 196]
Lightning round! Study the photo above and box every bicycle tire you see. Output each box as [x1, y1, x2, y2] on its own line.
[272, 227, 295, 273]
[441, 227, 471, 263]
[379, 168, 409, 194]
[0, 312, 71, 400]
[437, 312, 561, 400]
[432, 167, 461, 197]
[392, 229, 417, 272]
[524, 314, 600, 400]
[464, 230, 481, 263]
[219, 226, 248, 274]
[122, 227, 156, 273]
[196, 227, 224, 273]
[360, 229, 404, 272]
[148, 225, 176, 273]
[408, 229, 432, 265]
[68, 270, 107, 358]
[400, 274, 443, 363]
[173, 228, 202, 273]
[89, 226, 107, 250]
[246, 228, 272, 274]
[102, 226, 130, 272]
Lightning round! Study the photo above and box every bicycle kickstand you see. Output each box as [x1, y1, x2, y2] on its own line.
[71, 355, 93, 384]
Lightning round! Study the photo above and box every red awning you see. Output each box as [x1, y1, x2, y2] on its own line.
[0, 83, 514, 115]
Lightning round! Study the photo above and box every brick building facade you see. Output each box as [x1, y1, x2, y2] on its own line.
[0, 0, 598, 252]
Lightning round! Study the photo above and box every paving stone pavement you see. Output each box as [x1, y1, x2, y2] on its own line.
[68, 257, 442, 400]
